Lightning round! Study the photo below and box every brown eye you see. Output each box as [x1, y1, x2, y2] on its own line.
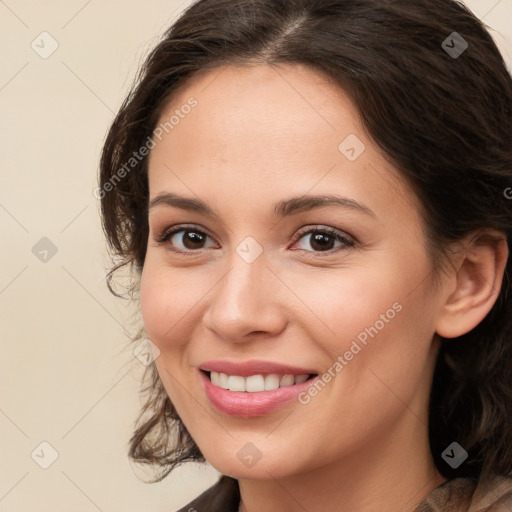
[177, 230, 208, 250]
[155, 225, 217, 252]
[292, 227, 355, 254]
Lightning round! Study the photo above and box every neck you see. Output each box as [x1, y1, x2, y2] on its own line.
[237, 414, 446, 512]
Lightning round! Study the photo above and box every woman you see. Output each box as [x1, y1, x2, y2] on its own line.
[98, 0, 512, 510]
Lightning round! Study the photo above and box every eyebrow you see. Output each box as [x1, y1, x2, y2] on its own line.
[148, 192, 376, 218]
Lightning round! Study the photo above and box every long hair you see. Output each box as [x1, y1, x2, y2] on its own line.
[99, 0, 512, 482]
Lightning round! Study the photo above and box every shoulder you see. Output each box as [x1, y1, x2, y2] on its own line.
[415, 473, 512, 511]
[472, 473, 512, 510]
[174, 475, 240, 512]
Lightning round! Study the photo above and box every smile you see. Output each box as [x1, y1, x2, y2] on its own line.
[199, 369, 319, 418]
[207, 371, 312, 392]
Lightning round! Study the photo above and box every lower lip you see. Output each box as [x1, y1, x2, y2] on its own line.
[199, 370, 318, 418]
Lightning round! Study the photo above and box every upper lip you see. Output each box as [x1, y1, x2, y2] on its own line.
[199, 359, 318, 377]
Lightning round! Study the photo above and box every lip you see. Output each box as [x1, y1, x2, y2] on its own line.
[199, 359, 317, 377]
[198, 365, 319, 418]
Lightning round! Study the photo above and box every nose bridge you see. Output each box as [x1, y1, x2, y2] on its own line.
[204, 246, 286, 341]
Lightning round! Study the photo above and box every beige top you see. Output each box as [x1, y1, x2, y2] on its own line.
[415, 474, 512, 511]
[176, 473, 512, 511]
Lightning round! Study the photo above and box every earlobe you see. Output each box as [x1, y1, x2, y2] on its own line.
[435, 231, 509, 339]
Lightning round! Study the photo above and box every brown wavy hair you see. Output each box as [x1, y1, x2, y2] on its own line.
[99, 0, 512, 483]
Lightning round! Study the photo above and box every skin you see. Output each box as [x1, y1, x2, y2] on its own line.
[140, 63, 508, 512]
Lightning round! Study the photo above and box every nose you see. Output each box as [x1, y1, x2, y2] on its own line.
[202, 251, 288, 343]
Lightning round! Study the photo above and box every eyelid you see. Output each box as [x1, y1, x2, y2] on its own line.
[154, 223, 217, 249]
[154, 223, 356, 255]
[289, 225, 356, 252]
[155, 223, 209, 241]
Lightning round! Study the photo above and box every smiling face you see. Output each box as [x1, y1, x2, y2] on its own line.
[140, 63, 445, 480]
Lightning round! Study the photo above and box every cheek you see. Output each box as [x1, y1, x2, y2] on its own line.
[140, 264, 165, 343]
[297, 251, 436, 399]
[139, 260, 198, 352]
[139, 261, 200, 410]
[325, 286, 436, 427]
[284, 259, 416, 353]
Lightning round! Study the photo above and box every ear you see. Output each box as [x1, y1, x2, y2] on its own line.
[435, 230, 509, 339]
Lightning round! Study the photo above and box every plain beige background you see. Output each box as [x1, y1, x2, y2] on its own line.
[1, 1, 511, 510]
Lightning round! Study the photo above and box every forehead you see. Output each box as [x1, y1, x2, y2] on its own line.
[152, 63, 362, 162]
[147, 63, 420, 225]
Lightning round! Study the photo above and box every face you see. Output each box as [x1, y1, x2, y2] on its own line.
[141, 63, 444, 479]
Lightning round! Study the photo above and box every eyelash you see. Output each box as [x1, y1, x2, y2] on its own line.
[154, 224, 356, 257]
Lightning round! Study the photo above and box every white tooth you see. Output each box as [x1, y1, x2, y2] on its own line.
[245, 375, 265, 392]
[280, 374, 295, 387]
[210, 371, 220, 386]
[214, 373, 308, 392]
[219, 372, 229, 389]
[228, 375, 246, 392]
[264, 374, 280, 390]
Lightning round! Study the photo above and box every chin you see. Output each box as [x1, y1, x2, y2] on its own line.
[202, 445, 305, 480]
